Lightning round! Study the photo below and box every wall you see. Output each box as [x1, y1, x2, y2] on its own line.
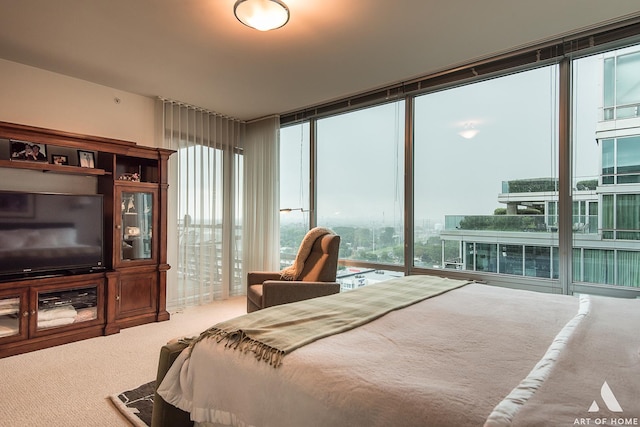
[0, 58, 159, 204]
[0, 59, 175, 272]
[0, 58, 156, 146]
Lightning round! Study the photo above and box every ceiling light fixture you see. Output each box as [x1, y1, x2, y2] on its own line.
[234, 0, 290, 31]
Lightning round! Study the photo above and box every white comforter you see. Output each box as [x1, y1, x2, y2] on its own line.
[158, 282, 640, 427]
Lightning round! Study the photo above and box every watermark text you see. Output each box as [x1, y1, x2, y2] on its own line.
[574, 418, 639, 425]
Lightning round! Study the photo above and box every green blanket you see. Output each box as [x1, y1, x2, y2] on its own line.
[191, 275, 470, 367]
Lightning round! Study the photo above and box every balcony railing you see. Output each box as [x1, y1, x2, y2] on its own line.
[445, 214, 597, 234]
[501, 178, 558, 194]
[176, 223, 244, 297]
[603, 102, 640, 120]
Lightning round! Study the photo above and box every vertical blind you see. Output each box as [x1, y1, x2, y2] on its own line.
[242, 116, 281, 280]
[161, 100, 245, 308]
[160, 100, 281, 308]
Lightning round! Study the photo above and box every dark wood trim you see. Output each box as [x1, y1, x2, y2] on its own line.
[0, 159, 110, 175]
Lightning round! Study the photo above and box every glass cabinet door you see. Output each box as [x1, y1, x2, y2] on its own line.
[0, 294, 22, 339]
[119, 188, 156, 263]
[36, 286, 98, 331]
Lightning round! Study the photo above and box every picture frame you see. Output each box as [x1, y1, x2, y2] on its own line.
[78, 150, 95, 168]
[9, 140, 48, 163]
[51, 154, 69, 166]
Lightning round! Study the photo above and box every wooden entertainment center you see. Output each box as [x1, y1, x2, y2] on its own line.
[0, 121, 174, 358]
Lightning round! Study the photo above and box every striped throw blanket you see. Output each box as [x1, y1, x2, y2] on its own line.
[190, 275, 470, 367]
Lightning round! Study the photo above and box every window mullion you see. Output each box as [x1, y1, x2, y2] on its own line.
[558, 57, 573, 295]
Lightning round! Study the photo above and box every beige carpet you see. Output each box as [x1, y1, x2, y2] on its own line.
[0, 296, 246, 427]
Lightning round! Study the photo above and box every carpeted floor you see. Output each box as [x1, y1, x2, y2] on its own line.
[110, 381, 156, 427]
[0, 296, 246, 426]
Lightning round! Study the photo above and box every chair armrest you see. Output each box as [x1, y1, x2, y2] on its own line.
[247, 271, 282, 286]
[262, 280, 340, 308]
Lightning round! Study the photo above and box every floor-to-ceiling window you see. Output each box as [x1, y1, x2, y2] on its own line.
[572, 44, 640, 290]
[279, 122, 310, 268]
[414, 66, 559, 288]
[315, 101, 405, 268]
[279, 20, 640, 298]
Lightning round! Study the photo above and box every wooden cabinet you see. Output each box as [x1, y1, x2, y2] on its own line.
[117, 270, 157, 317]
[0, 121, 174, 357]
[0, 274, 105, 357]
[105, 268, 160, 334]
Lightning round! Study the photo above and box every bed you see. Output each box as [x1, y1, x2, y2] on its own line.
[154, 275, 640, 427]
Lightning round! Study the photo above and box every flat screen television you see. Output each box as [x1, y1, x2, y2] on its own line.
[0, 191, 104, 279]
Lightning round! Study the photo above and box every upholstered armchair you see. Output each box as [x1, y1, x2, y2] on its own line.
[246, 228, 341, 313]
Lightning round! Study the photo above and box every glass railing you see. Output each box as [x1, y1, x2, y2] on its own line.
[500, 178, 598, 193]
[445, 214, 548, 232]
[445, 214, 598, 234]
[603, 103, 640, 120]
[501, 179, 558, 194]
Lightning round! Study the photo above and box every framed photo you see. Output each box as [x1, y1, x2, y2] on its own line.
[51, 154, 69, 166]
[9, 140, 47, 162]
[78, 150, 95, 168]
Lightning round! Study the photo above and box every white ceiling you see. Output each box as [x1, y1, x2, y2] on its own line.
[0, 1, 639, 121]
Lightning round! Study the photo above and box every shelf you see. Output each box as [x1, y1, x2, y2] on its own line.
[115, 180, 159, 187]
[0, 159, 110, 176]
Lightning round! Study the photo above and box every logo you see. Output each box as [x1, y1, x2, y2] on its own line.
[588, 381, 623, 413]
[573, 381, 638, 426]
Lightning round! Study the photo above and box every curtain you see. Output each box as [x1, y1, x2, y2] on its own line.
[572, 248, 582, 282]
[617, 251, 640, 287]
[616, 194, 640, 239]
[160, 99, 245, 309]
[242, 116, 281, 280]
[582, 249, 614, 284]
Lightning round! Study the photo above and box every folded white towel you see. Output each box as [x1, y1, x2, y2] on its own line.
[0, 298, 19, 308]
[38, 305, 77, 321]
[37, 317, 75, 329]
[0, 306, 19, 316]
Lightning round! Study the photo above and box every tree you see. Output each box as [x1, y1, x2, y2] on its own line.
[379, 227, 395, 247]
